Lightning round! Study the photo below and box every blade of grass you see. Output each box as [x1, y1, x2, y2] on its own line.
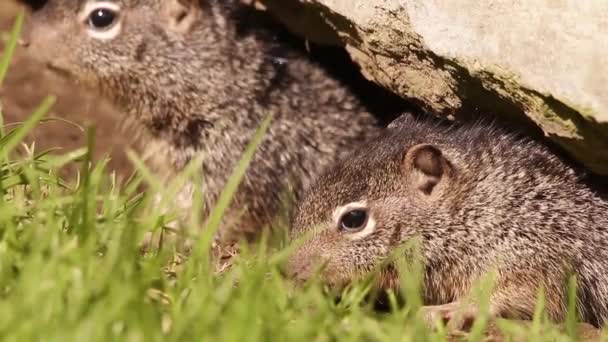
[126, 150, 163, 195]
[0, 12, 25, 139]
[0, 11, 23, 86]
[0, 96, 55, 160]
[468, 271, 497, 342]
[531, 286, 547, 338]
[565, 275, 579, 339]
[42, 147, 88, 169]
[73, 126, 97, 241]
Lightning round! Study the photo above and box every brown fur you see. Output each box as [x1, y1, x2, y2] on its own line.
[286, 114, 608, 328]
[20, 0, 382, 242]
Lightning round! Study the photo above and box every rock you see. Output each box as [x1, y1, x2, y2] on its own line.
[258, 0, 608, 175]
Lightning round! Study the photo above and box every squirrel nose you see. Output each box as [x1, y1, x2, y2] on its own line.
[18, 39, 30, 48]
[281, 258, 315, 285]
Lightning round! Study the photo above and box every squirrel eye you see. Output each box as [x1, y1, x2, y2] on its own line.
[339, 209, 368, 232]
[88, 8, 118, 30]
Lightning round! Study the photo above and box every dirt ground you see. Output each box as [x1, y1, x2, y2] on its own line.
[0, 1, 138, 180]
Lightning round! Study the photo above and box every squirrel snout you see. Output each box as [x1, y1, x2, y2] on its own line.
[18, 39, 30, 48]
[280, 259, 307, 282]
[282, 248, 331, 285]
[283, 265, 313, 285]
[281, 252, 317, 284]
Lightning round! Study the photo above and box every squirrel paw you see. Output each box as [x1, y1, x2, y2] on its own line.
[419, 301, 481, 332]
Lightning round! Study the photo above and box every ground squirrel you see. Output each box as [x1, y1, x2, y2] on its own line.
[19, 0, 386, 242]
[286, 114, 608, 328]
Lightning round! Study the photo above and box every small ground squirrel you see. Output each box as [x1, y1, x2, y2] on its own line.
[286, 114, 608, 328]
[20, 0, 384, 242]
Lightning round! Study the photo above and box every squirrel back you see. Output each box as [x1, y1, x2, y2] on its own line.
[287, 114, 608, 327]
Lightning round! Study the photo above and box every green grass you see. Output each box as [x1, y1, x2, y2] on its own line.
[0, 14, 606, 342]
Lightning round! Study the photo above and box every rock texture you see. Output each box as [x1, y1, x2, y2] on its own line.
[259, 0, 608, 174]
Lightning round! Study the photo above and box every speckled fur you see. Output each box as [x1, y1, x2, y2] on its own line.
[287, 114, 608, 327]
[22, 0, 381, 240]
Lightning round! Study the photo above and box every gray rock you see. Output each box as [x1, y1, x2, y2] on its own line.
[259, 0, 608, 174]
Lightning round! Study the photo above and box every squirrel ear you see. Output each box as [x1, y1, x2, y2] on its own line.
[163, 0, 202, 34]
[402, 144, 453, 195]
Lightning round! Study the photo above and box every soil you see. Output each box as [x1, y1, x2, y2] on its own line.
[0, 1, 139, 180]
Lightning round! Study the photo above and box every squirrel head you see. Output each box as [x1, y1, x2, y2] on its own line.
[285, 117, 457, 290]
[20, 0, 237, 97]
[19, 0, 266, 138]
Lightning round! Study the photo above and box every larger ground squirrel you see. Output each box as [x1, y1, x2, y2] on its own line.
[286, 114, 608, 328]
[19, 0, 385, 242]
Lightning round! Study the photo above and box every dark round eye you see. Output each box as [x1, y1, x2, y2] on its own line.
[88, 8, 118, 30]
[339, 209, 368, 232]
